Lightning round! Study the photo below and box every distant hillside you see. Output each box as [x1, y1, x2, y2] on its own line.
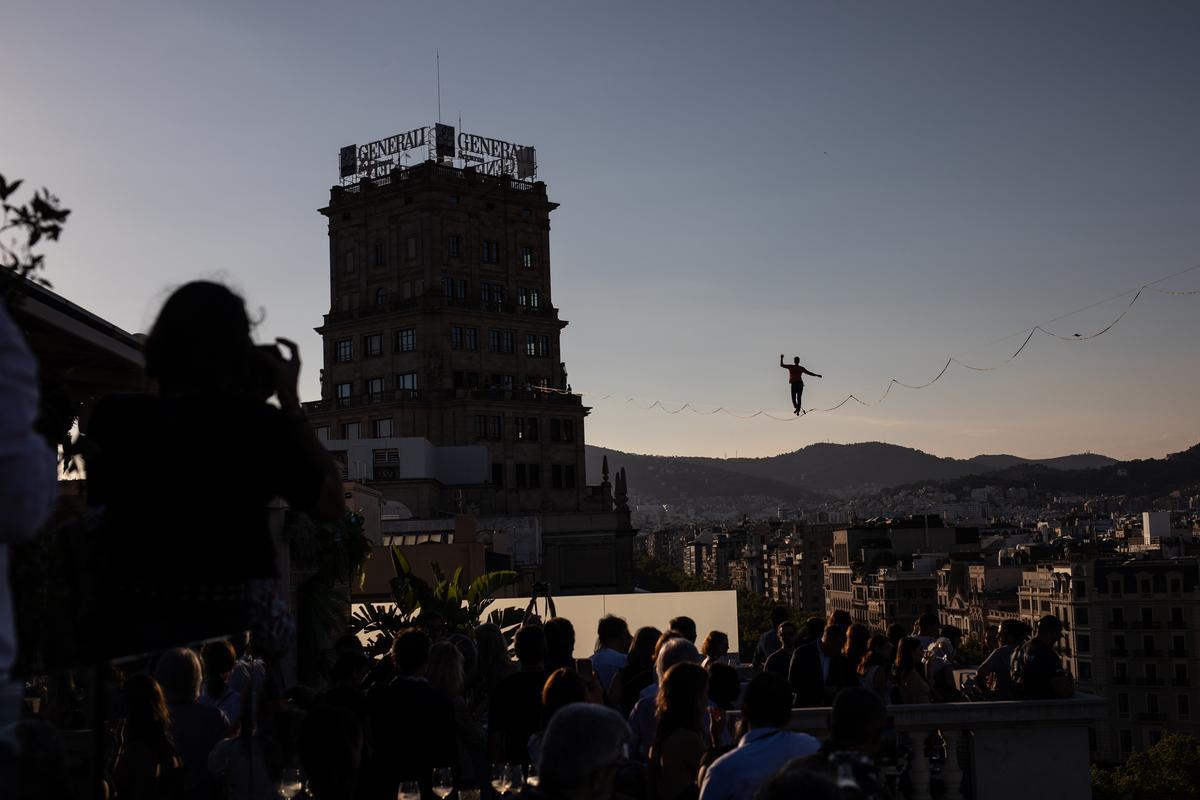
[586, 447, 825, 505]
[588, 441, 1120, 498]
[897, 443, 1200, 498]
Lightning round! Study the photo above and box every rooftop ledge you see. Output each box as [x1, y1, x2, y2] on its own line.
[766, 694, 1106, 800]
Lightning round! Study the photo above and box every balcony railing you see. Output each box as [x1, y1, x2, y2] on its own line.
[775, 694, 1105, 800]
[321, 292, 561, 326]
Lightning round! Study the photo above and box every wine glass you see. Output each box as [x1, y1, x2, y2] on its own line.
[399, 780, 422, 800]
[506, 765, 525, 795]
[278, 768, 303, 799]
[490, 764, 511, 797]
[433, 767, 455, 799]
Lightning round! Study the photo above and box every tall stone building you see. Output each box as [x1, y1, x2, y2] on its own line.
[303, 126, 635, 595]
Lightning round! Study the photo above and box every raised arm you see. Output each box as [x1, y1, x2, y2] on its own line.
[779, 354, 786, 368]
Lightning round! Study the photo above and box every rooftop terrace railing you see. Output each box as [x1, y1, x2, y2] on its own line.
[777, 694, 1106, 800]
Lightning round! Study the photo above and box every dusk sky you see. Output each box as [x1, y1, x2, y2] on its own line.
[5, 1, 1198, 461]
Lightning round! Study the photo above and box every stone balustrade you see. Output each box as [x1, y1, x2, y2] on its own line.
[778, 694, 1106, 800]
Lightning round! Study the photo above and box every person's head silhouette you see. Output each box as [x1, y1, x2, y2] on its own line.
[145, 281, 254, 396]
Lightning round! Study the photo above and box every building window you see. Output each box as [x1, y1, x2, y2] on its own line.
[502, 331, 515, 353]
[396, 372, 417, 391]
[1179, 695, 1190, 719]
[396, 328, 415, 352]
[521, 245, 533, 269]
[374, 242, 385, 266]
[1077, 634, 1090, 654]
[565, 465, 576, 489]
[525, 334, 548, 357]
[1110, 578, 1122, 596]
[488, 329, 500, 352]
[449, 194, 460, 205]
[372, 418, 393, 438]
[528, 464, 541, 488]
[451, 327, 463, 350]
[341, 422, 360, 440]
[1175, 663, 1188, 683]
[365, 334, 384, 357]
[515, 418, 526, 440]
[474, 415, 487, 439]
[1075, 608, 1088, 627]
[1118, 693, 1129, 717]
[367, 377, 385, 401]
[527, 417, 539, 441]
[1077, 661, 1091, 681]
[335, 339, 353, 363]
[562, 420, 575, 442]
[1142, 607, 1154, 626]
[1143, 635, 1156, 655]
[1140, 578, 1152, 595]
[1146, 663, 1158, 681]
[314, 426, 329, 442]
[492, 462, 504, 488]
[518, 287, 541, 309]
[490, 416, 503, 439]
[343, 250, 355, 273]
[552, 465, 563, 489]
[482, 240, 500, 263]
[550, 419, 562, 442]
[1119, 730, 1132, 753]
[465, 327, 478, 351]
[1174, 636, 1187, 657]
[482, 282, 505, 305]
[375, 287, 388, 305]
[374, 448, 399, 464]
[406, 235, 418, 260]
[448, 234, 461, 258]
[1170, 577, 1183, 594]
[515, 464, 527, 489]
[1111, 607, 1123, 627]
[1074, 580, 1086, 598]
[335, 382, 352, 408]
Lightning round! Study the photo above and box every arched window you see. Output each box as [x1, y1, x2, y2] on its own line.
[375, 287, 388, 306]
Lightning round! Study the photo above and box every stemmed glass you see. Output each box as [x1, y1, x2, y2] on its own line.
[491, 764, 512, 797]
[399, 780, 422, 800]
[506, 765, 525, 795]
[433, 767, 455, 799]
[278, 768, 303, 799]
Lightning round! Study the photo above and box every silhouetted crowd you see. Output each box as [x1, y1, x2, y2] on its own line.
[0, 282, 1073, 800]
[752, 608, 1073, 709]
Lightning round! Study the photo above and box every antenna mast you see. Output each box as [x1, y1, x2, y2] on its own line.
[436, 49, 442, 123]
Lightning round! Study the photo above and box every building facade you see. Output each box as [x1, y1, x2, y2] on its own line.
[1018, 558, 1200, 763]
[304, 141, 634, 594]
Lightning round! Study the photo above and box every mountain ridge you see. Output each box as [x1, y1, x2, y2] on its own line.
[587, 441, 1120, 498]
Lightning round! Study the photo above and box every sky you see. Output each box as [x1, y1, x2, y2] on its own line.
[4, 1, 1199, 462]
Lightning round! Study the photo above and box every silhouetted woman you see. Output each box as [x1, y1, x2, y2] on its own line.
[858, 634, 893, 701]
[649, 662, 709, 800]
[616, 626, 662, 716]
[843, 624, 870, 676]
[84, 281, 342, 658]
[891, 636, 930, 705]
[471, 623, 515, 715]
[428, 640, 486, 784]
[112, 674, 184, 800]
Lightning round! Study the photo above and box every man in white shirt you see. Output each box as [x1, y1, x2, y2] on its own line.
[0, 303, 58, 727]
[591, 614, 630, 694]
[699, 672, 820, 800]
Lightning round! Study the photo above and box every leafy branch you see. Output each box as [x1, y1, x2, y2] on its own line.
[1, 172, 71, 310]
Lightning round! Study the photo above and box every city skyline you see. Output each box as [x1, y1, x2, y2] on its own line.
[5, 1, 1199, 461]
